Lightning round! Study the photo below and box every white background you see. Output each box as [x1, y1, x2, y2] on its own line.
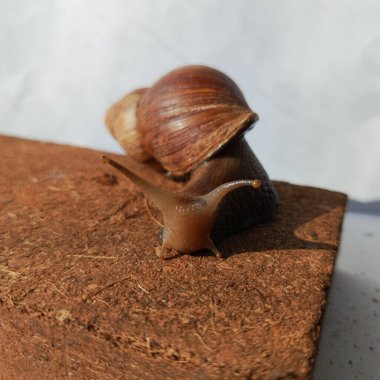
[1, 0, 379, 201]
[1, 2, 379, 378]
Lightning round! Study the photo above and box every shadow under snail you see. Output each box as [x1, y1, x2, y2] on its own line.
[103, 65, 278, 258]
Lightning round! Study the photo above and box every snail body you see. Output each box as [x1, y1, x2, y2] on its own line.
[104, 66, 277, 258]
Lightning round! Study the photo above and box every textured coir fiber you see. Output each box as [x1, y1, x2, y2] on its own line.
[0, 136, 346, 380]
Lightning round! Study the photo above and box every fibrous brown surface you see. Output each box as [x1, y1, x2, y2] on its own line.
[0, 136, 347, 380]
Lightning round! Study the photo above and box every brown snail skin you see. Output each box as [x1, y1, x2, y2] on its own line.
[104, 65, 278, 258]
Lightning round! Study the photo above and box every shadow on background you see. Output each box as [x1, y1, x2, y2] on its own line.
[314, 270, 380, 380]
[156, 196, 339, 260]
[189, 182, 344, 258]
[348, 199, 380, 215]
[220, 203, 338, 257]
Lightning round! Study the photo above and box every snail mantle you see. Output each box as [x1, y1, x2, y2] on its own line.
[0, 135, 347, 380]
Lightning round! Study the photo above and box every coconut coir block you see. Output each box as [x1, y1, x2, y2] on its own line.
[0, 135, 346, 380]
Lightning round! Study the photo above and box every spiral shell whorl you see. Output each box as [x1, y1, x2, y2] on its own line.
[137, 65, 258, 176]
[105, 88, 150, 162]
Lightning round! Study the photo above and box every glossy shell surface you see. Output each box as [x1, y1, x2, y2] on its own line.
[105, 88, 150, 162]
[137, 65, 257, 175]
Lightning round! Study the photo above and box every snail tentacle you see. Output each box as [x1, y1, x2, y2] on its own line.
[143, 198, 163, 227]
[207, 239, 222, 258]
[102, 156, 174, 212]
[158, 242, 168, 259]
[201, 179, 261, 216]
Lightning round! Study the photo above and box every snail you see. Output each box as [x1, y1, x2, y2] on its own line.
[103, 65, 278, 258]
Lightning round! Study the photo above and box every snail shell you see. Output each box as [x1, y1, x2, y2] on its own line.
[105, 88, 150, 162]
[106, 65, 257, 176]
